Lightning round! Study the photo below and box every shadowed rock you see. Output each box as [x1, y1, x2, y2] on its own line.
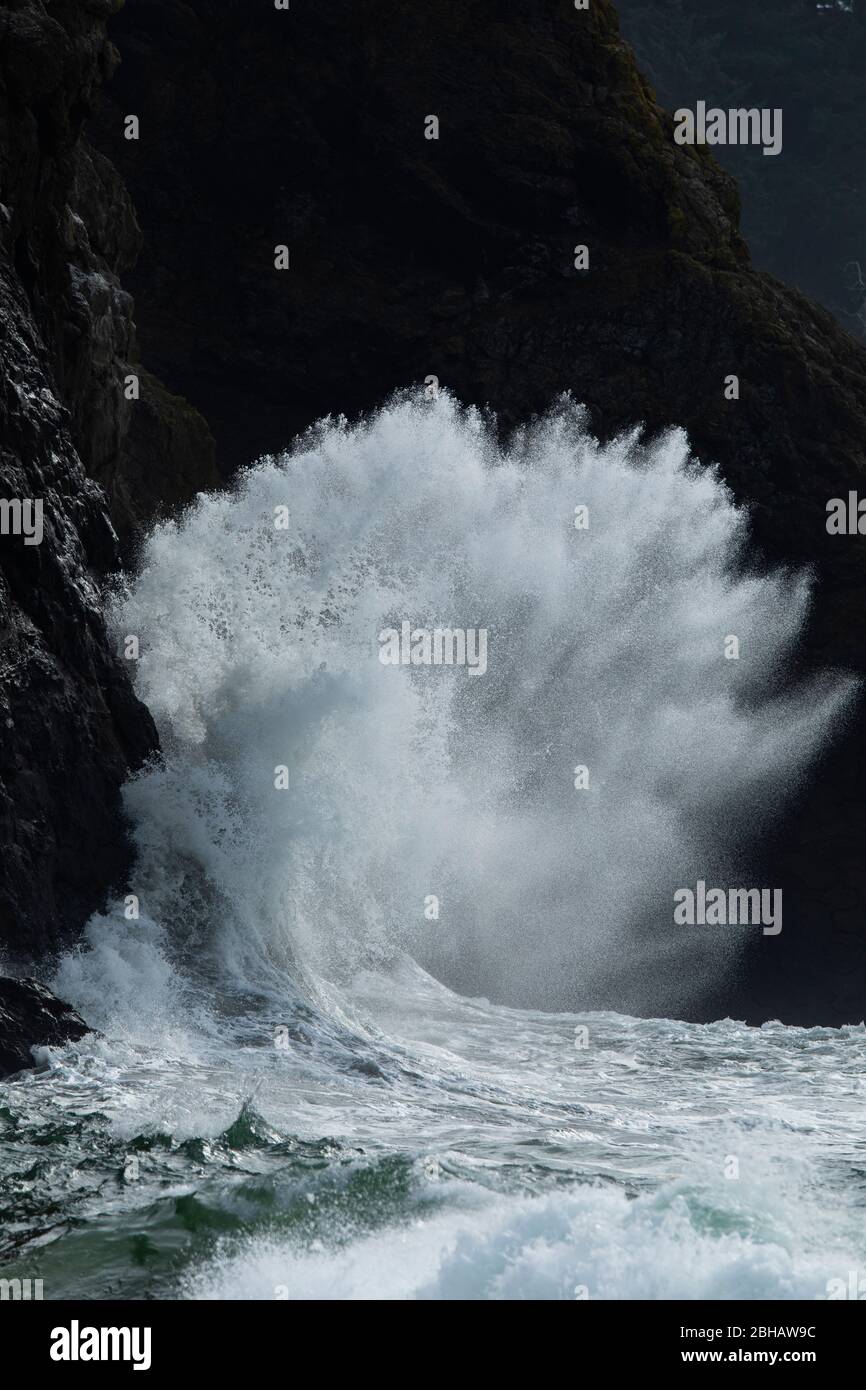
[0, 976, 91, 1077]
[0, 1, 217, 956]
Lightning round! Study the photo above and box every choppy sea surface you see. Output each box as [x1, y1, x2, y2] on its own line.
[1, 966, 865, 1300]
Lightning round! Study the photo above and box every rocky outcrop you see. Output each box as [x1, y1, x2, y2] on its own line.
[0, 976, 90, 1076]
[87, 0, 866, 1024]
[0, 0, 214, 956]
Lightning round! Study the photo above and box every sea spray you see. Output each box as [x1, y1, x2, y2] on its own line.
[100, 390, 851, 1014]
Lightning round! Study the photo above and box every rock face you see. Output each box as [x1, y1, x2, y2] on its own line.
[0, 1, 218, 539]
[87, 0, 866, 1024]
[0, 0, 214, 957]
[616, 0, 866, 339]
[0, 976, 90, 1077]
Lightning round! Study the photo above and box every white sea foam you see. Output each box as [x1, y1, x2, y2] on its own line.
[98, 390, 850, 1015]
[182, 1174, 860, 1302]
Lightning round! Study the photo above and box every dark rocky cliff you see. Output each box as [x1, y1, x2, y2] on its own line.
[0, 0, 214, 957]
[3, 0, 866, 1021]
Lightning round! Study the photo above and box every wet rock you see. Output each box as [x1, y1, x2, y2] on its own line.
[0, 977, 91, 1078]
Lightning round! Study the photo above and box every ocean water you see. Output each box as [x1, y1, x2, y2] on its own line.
[1, 393, 862, 1301]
